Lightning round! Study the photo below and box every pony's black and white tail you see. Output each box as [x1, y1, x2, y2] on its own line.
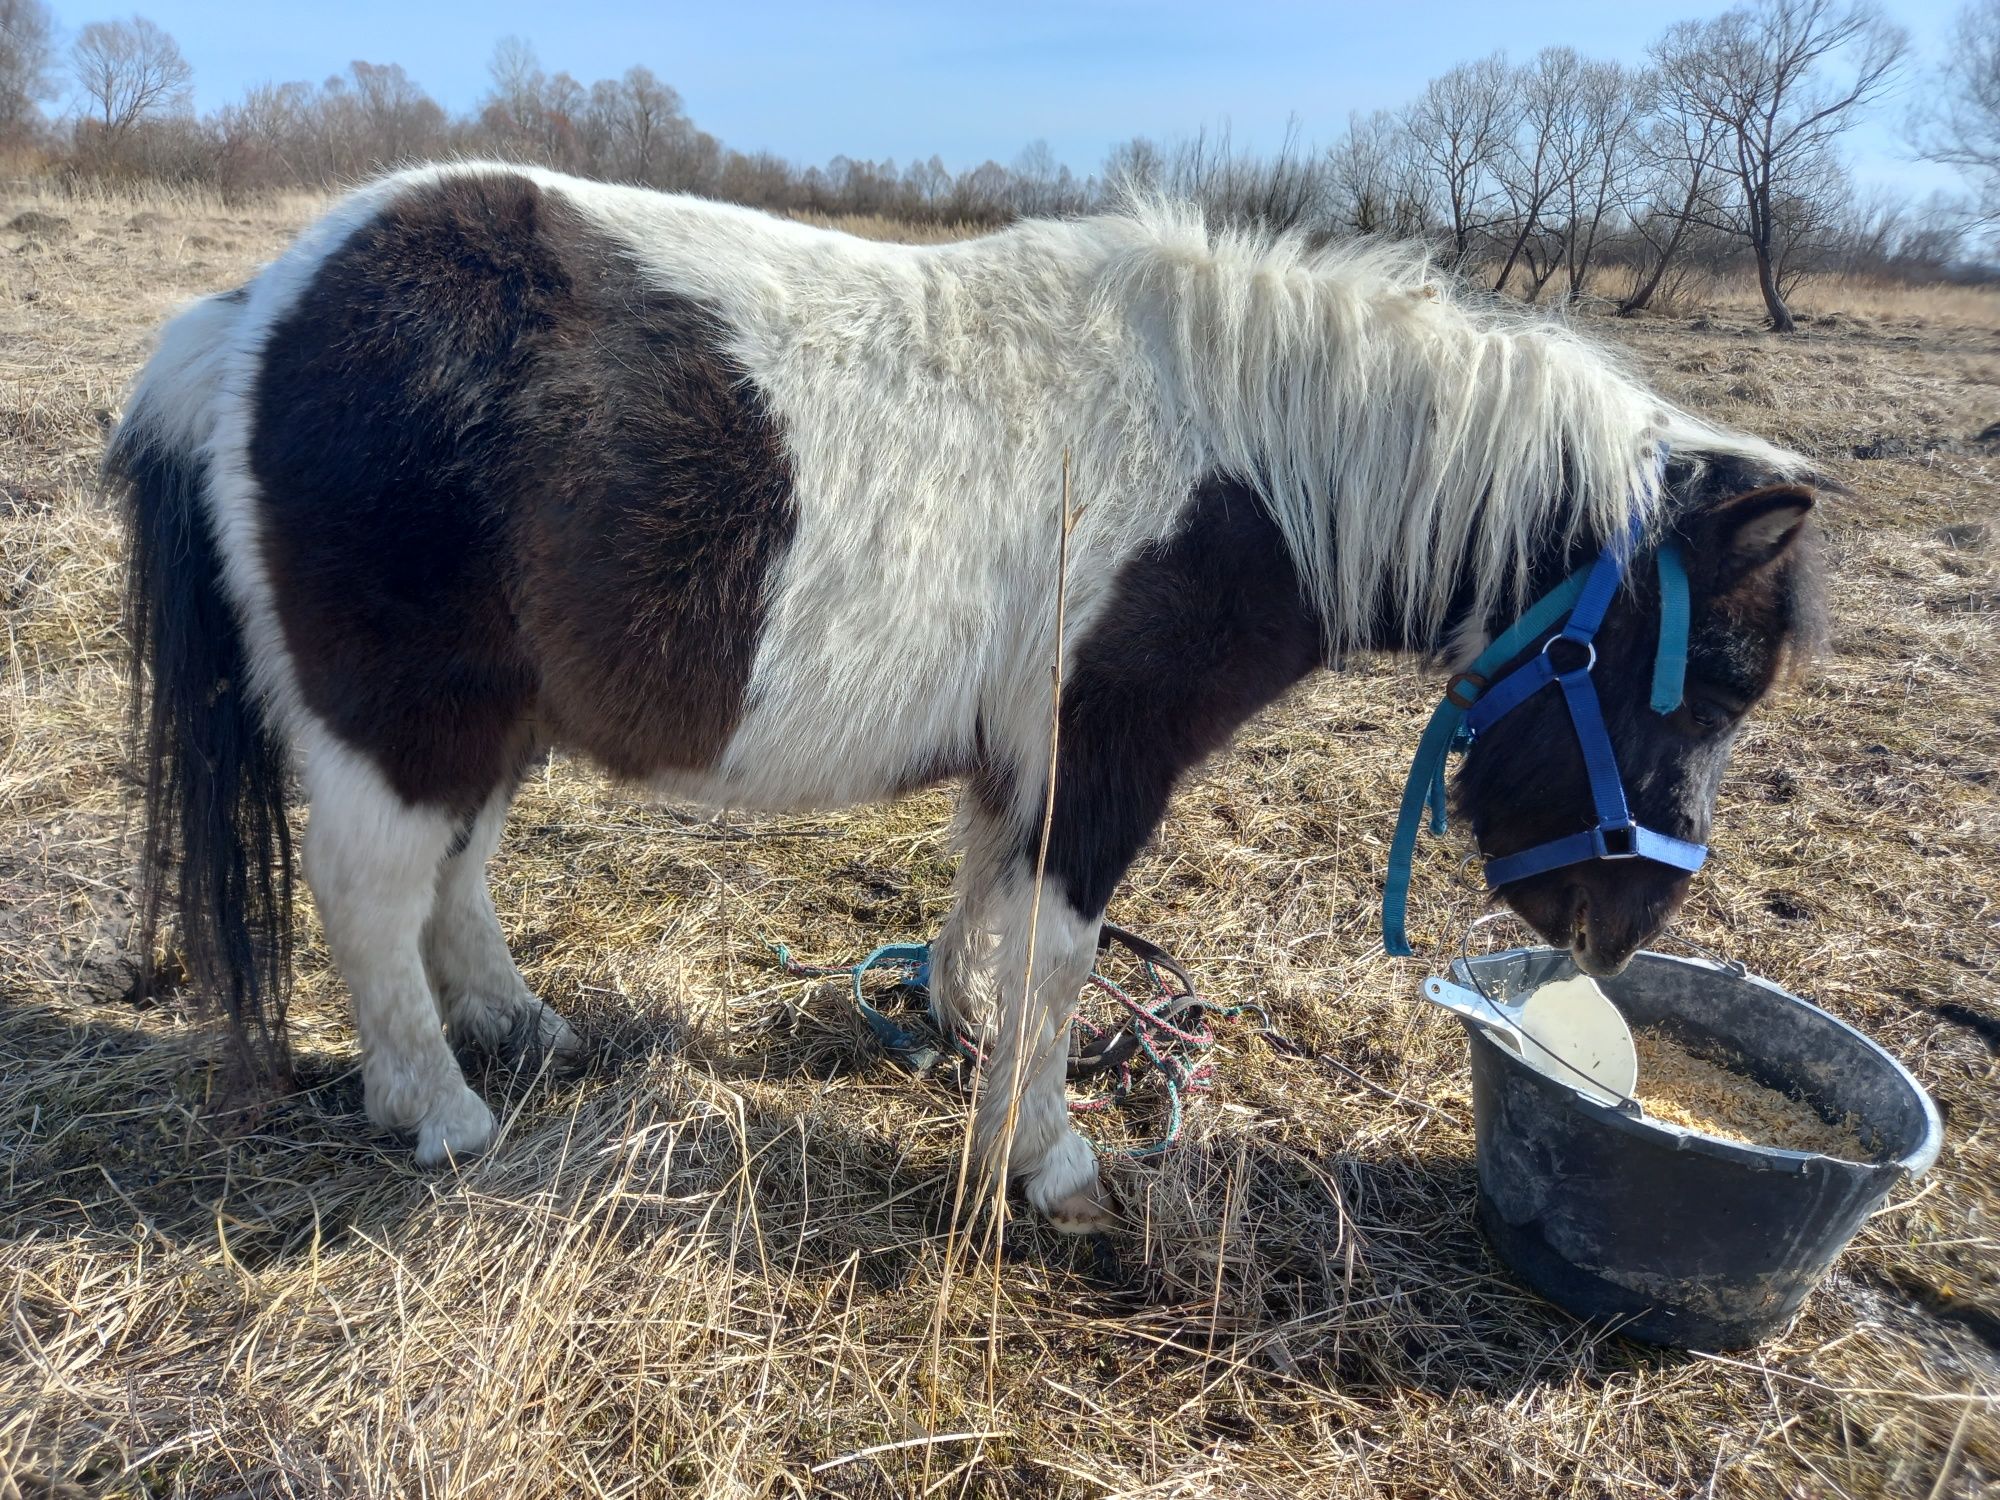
[110, 292, 295, 1080]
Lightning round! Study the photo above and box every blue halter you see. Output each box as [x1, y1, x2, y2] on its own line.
[1381, 511, 1703, 957]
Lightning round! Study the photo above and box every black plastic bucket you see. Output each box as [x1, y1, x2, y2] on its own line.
[1449, 947, 1942, 1349]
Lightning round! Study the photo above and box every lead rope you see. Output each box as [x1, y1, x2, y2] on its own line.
[769, 933, 1276, 1157]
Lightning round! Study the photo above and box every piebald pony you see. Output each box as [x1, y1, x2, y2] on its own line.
[112, 163, 1823, 1229]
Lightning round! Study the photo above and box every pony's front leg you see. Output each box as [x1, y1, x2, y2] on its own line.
[932, 786, 1112, 1228]
[928, 790, 1015, 1047]
[970, 875, 1112, 1232]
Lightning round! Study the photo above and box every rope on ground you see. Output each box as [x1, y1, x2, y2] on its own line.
[769, 925, 1276, 1158]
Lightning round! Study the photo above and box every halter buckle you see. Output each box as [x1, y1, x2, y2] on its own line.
[1593, 824, 1640, 860]
[1443, 670, 1487, 710]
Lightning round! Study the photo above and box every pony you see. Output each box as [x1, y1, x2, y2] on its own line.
[110, 162, 1824, 1231]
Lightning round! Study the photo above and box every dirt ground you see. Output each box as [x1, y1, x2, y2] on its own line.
[1, 186, 1995, 1499]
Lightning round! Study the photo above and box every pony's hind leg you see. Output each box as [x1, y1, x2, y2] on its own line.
[301, 735, 495, 1165]
[423, 781, 583, 1070]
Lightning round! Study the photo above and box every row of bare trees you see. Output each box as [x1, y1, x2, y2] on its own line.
[1287, 5, 1913, 329]
[4, 2, 1997, 325]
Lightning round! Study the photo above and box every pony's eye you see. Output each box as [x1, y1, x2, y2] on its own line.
[1686, 700, 1730, 733]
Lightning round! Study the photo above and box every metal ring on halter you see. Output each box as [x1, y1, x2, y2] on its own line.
[1540, 634, 1597, 676]
[1593, 823, 1641, 860]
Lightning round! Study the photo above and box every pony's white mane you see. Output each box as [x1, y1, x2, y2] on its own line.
[1090, 200, 1796, 651]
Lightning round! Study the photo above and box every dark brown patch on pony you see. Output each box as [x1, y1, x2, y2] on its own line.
[511, 222, 797, 779]
[249, 171, 796, 810]
[1027, 475, 1325, 916]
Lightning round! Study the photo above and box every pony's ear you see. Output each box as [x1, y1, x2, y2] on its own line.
[1708, 485, 1814, 581]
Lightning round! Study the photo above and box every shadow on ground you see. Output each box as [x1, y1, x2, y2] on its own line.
[1, 976, 1693, 1409]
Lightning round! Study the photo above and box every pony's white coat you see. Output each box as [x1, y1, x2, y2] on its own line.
[118, 162, 1799, 1213]
[296, 730, 495, 1164]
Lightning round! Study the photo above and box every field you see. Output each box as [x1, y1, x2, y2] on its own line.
[1, 185, 1996, 1499]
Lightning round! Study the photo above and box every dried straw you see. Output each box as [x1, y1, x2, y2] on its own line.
[1, 190, 1995, 1498]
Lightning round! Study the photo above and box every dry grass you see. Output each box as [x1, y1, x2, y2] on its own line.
[793, 210, 999, 245]
[2, 190, 1996, 1499]
[1693, 272, 2000, 332]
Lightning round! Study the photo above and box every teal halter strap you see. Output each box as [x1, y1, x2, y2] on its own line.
[1380, 570, 1588, 956]
[1650, 540, 1691, 714]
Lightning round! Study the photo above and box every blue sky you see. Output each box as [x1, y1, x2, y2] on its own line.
[45, 2, 1968, 199]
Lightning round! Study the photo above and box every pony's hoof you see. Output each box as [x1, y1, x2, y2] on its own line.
[1024, 1130, 1115, 1233]
[413, 1084, 497, 1166]
[1043, 1181, 1119, 1235]
[452, 990, 588, 1075]
[508, 1000, 588, 1076]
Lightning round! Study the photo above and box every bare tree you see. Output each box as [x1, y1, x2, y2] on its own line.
[951, 159, 1014, 222]
[347, 60, 445, 169]
[654, 114, 719, 194]
[1327, 110, 1430, 236]
[1492, 47, 1593, 295]
[1555, 61, 1651, 300]
[478, 36, 553, 163]
[71, 16, 192, 138]
[1010, 138, 1075, 215]
[1913, 0, 2000, 226]
[619, 67, 681, 184]
[213, 79, 309, 190]
[208, 61, 447, 192]
[1656, 0, 1908, 331]
[1404, 54, 1516, 267]
[1621, 68, 1729, 313]
[542, 70, 586, 168]
[1102, 135, 1164, 197]
[581, 66, 686, 184]
[714, 148, 793, 211]
[485, 36, 540, 125]
[1831, 190, 1966, 273]
[472, 40, 598, 171]
[0, 0, 57, 143]
[1764, 141, 1852, 297]
[902, 153, 951, 213]
[1160, 121, 1332, 232]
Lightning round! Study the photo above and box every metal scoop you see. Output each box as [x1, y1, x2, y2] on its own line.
[1423, 972, 1637, 1105]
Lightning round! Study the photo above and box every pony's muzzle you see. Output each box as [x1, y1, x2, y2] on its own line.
[1570, 894, 1641, 978]
[1497, 869, 1691, 979]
